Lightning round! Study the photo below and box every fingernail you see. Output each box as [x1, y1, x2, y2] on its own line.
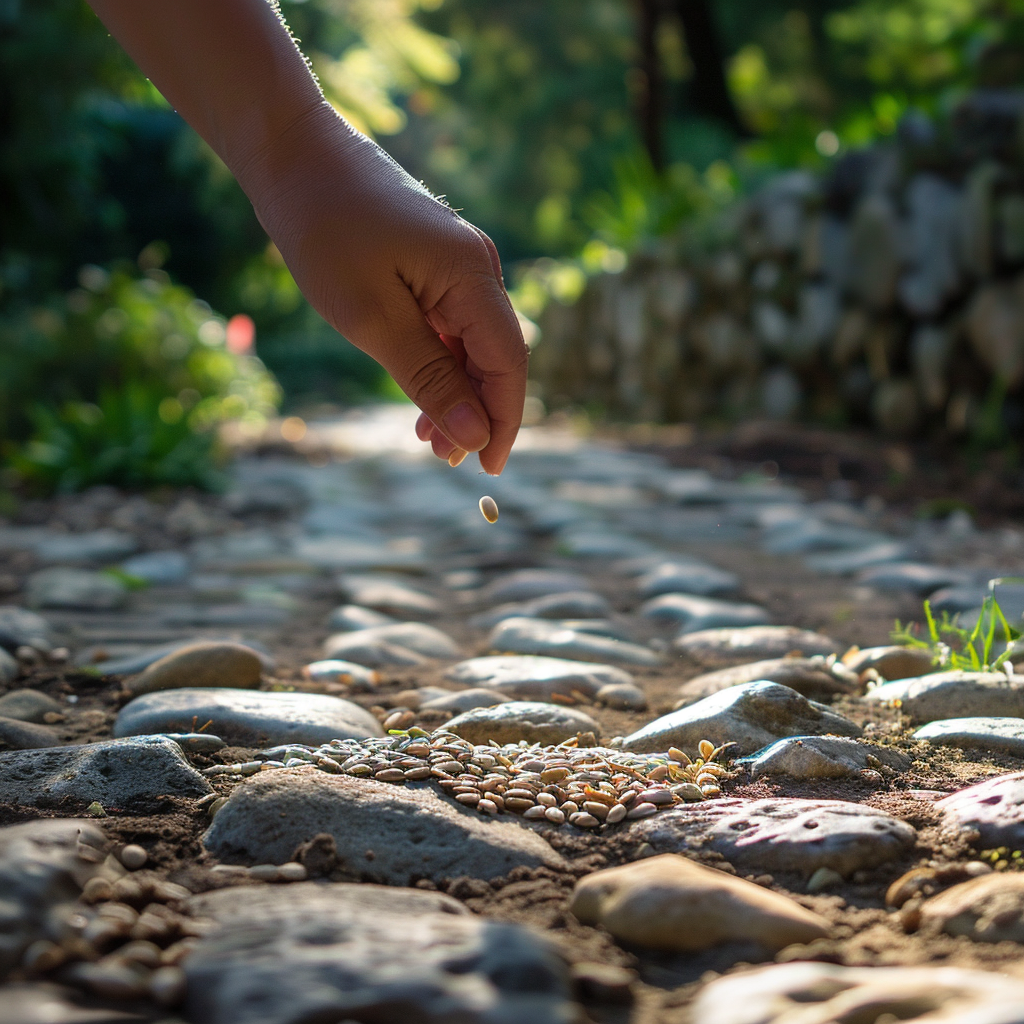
[442, 403, 490, 451]
[447, 448, 468, 467]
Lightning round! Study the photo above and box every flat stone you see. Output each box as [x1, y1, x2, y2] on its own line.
[569, 854, 829, 952]
[866, 671, 1024, 723]
[0, 737, 211, 810]
[622, 681, 861, 755]
[158, 603, 291, 627]
[292, 536, 428, 573]
[641, 593, 771, 633]
[26, 569, 128, 611]
[114, 688, 383, 747]
[937, 771, 1024, 848]
[489, 618, 660, 667]
[324, 623, 460, 667]
[91, 638, 275, 677]
[469, 591, 611, 629]
[0, 819, 111, 975]
[929, 584, 990, 614]
[595, 682, 648, 710]
[126, 641, 264, 697]
[915, 717, 1024, 756]
[446, 655, 635, 704]
[676, 658, 858, 705]
[0, 607, 53, 653]
[631, 796, 915, 877]
[0, 646, 17, 684]
[419, 688, 510, 713]
[326, 604, 396, 632]
[806, 542, 912, 574]
[477, 569, 591, 605]
[673, 626, 842, 668]
[34, 529, 137, 564]
[0, 716, 61, 750]
[919, 872, 1024, 942]
[688, 962, 1024, 1024]
[203, 768, 566, 882]
[119, 550, 190, 584]
[335, 574, 440, 617]
[183, 881, 574, 1024]
[445, 701, 600, 744]
[635, 562, 739, 598]
[739, 736, 912, 780]
[855, 562, 971, 595]
[0, 689, 62, 723]
[557, 528, 653, 559]
[763, 521, 892, 556]
[841, 645, 935, 681]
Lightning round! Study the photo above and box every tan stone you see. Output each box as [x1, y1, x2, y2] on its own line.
[568, 853, 829, 952]
[920, 872, 1024, 943]
[128, 642, 262, 696]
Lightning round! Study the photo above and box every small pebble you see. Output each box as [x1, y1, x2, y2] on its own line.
[277, 862, 308, 881]
[120, 844, 148, 870]
[479, 496, 499, 523]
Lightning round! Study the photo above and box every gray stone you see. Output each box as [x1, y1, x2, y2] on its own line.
[915, 717, 1024, 756]
[91, 638, 275, 678]
[203, 768, 566, 882]
[419, 688, 510, 713]
[26, 569, 128, 611]
[0, 689, 63, 723]
[324, 623, 460, 667]
[855, 562, 971, 595]
[929, 585, 990, 614]
[556, 529, 654, 559]
[158, 603, 291, 627]
[0, 737, 211, 810]
[292, 536, 428, 573]
[34, 529, 137, 564]
[688, 962, 1024, 1024]
[119, 550, 190, 584]
[899, 173, 963, 318]
[0, 819, 110, 976]
[937, 771, 1024, 850]
[848, 194, 902, 310]
[676, 657, 859, 704]
[336, 574, 440, 617]
[738, 735, 912, 780]
[469, 591, 611, 629]
[0, 647, 16, 685]
[635, 561, 738, 599]
[807, 542, 913, 574]
[489, 618, 659, 667]
[622, 681, 860, 755]
[446, 655, 635, 704]
[631, 796, 915, 877]
[477, 569, 591, 606]
[0, 716, 61, 750]
[760, 367, 802, 419]
[866, 671, 1024, 723]
[183, 881, 574, 1024]
[326, 603, 396, 632]
[445, 701, 600, 745]
[126, 641, 264, 697]
[641, 593, 770, 633]
[967, 276, 1024, 388]
[672, 626, 842, 669]
[762, 520, 891, 556]
[114, 688, 383, 747]
[0, 607, 53, 653]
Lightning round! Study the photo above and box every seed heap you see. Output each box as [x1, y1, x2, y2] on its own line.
[202, 730, 733, 830]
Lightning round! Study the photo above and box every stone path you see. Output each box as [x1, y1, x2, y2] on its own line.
[2, 406, 1024, 1023]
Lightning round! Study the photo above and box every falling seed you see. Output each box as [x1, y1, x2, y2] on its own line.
[479, 495, 499, 523]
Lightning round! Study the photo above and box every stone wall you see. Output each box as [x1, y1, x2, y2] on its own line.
[530, 92, 1024, 437]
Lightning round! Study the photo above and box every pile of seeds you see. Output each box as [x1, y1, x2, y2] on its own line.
[202, 730, 733, 830]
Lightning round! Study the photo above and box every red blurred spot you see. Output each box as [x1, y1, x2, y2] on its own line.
[226, 314, 255, 354]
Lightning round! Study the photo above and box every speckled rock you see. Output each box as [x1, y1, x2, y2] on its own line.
[672, 626, 842, 669]
[488, 618, 659, 667]
[126, 641, 264, 697]
[914, 717, 1024, 756]
[569, 854, 829, 952]
[866, 671, 1024, 723]
[739, 736, 912, 780]
[937, 771, 1024, 849]
[445, 701, 600, 745]
[919, 872, 1024, 942]
[676, 657, 858, 705]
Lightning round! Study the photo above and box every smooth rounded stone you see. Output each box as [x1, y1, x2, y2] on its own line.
[419, 688, 510, 713]
[326, 603, 396, 632]
[0, 607, 53, 654]
[569, 853, 829, 952]
[557, 528, 654, 559]
[114, 688, 384, 747]
[687, 962, 1024, 1024]
[293, 536, 428, 573]
[806, 541, 913, 575]
[763, 521, 891, 556]
[635, 562, 739, 599]
[126, 641, 264, 697]
[0, 819, 110, 975]
[630, 797, 916, 877]
[445, 701, 600, 745]
[34, 529, 137, 564]
[929, 584, 990, 614]
[446, 655, 635, 706]
[0, 737, 211, 810]
[0, 716, 61, 750]
[866, 671, 1024, 723]
[203, 769, 566, 883]
[676, 657, 858, 705]
[0, 688, 63, 723]
[159, 603, 292, 627]
[324, 623, 460, 667]
[739, 736, 912, 780]
[469, 591, 612, 629]
[90, 638, 275, 678]
[0, 646, 16, 685]
[184, 881, 573, 1024]
[854, 561, 971, 595]
[672, 626, 842, 669]
[26, 568, 128, 611]
[489, 618, 660, 667]
[622, 681, 861, 756]
[937, 771, 1024, 849]
[641, 593, 770, 634]
[119, 550, 190, 584]
[477, 569, 591, 605]
[915, 717, 1024, 756]
[919, 872, 1024, 942]
[595, 682, 648, 710]
[335, 574, 440, 618]
[164, 732, 228, 753]
[841, 645, 935, 681]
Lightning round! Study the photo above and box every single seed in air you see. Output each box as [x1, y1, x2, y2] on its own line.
[479, 495, 499, 523]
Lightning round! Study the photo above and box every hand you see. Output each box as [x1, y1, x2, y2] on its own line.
[248, 108, 528, 475]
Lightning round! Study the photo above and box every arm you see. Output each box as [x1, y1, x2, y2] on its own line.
[87, 0, 527, 473]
